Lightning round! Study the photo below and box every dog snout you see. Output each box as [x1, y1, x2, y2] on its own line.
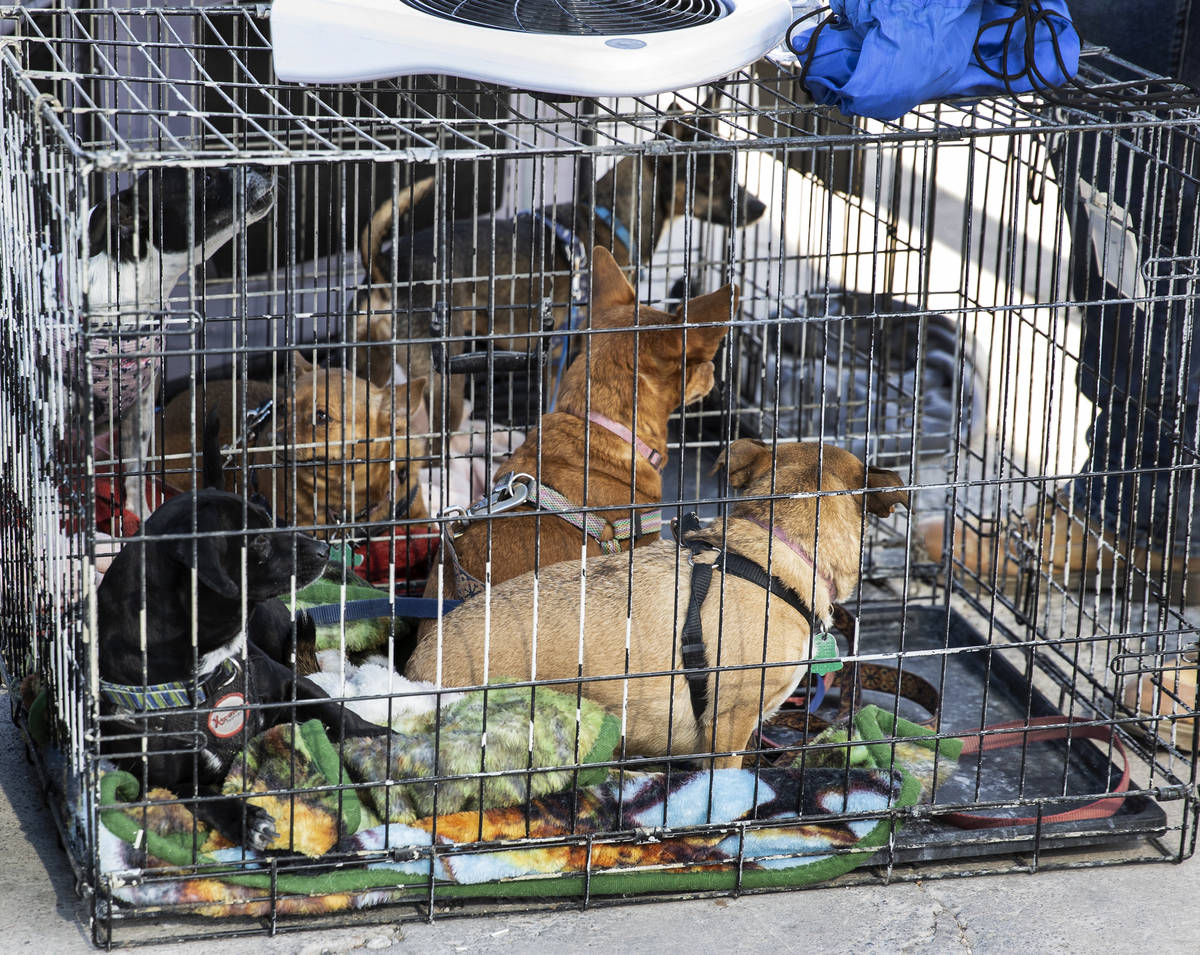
[244, 165, 277, 211]
[740, 194, 767, 225]
[308, 536, 330, 565]
[291, 533, 330, 586]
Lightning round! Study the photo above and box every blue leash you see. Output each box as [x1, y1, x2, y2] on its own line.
[531, 205, 632, 413]
[304, 596, 462, 626]
[804, 671, 828, 711]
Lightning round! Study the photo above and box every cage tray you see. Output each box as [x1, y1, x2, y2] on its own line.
[825, 604, 1167, 862]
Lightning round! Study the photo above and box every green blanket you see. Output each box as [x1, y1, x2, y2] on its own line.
[287, 578, 409, 654]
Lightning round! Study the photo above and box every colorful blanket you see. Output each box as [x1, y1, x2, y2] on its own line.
[94, 704, 955, 918]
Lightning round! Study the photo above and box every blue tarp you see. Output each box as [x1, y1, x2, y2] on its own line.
[790, 0, 1080, 120]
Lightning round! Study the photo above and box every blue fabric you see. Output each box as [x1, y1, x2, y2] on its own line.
[791, 0, 1080, 120]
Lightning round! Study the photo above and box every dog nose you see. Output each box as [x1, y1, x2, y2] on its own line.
[743, 196, 767, 224]
[244, 165, 277, 203]
[310, 537, 330, 564]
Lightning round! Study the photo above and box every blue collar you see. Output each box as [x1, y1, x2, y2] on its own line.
[593, 205, 632, 254]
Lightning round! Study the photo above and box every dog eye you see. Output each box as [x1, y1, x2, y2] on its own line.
[314, 408, 329, 426]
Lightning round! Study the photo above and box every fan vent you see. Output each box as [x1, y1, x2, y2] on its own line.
[400, 0, 728, 36]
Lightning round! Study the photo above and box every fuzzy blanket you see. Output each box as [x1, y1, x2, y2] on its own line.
[287, 578, 409, 654]
[94, 705, 952, 917]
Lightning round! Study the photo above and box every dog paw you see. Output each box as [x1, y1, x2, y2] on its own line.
[243, 805, 278, 851]
[354, 721, 397, 739]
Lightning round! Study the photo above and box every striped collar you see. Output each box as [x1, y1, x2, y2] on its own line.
[99, 657, 240, 712]
[526, 480, 662, 554]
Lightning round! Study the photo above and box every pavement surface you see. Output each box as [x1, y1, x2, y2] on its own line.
[3, 686, 1198, 954]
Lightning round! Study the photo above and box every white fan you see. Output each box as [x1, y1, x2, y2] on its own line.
[271, 0, 794, 96]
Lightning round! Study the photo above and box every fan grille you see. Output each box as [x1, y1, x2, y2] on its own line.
[400, 0, 728, 36]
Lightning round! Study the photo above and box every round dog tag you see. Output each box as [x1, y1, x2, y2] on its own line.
[207, 692, 247, 738]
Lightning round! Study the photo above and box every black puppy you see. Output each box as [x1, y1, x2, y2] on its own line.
[96, 488, 389, 851]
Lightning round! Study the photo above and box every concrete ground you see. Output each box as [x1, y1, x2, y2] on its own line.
[3, 686, 1197, 954]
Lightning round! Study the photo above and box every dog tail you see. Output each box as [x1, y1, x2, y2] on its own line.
[202, 408, 224, 490]
[360, 176, 436, 284]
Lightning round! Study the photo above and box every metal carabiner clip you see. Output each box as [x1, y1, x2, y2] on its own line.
[485, 472, 533, 513]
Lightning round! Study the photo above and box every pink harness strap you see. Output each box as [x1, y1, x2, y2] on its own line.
[585, 411, 665, 473]
[741, 514, 839, 602]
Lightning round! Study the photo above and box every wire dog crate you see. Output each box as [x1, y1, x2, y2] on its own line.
[1, 3, 1198, 947]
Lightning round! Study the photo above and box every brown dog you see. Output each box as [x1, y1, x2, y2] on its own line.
[160, 353, 429, 534]
[353, 109, 765, 429]
[406, 440, 908, 769]
[421, 245, 734, 609]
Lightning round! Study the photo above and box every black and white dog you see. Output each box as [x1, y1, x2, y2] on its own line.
[86, 164, 275, 518]
[96, 488, 390, 850]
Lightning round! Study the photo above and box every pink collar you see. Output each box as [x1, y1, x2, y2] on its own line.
[585, 411, 665, 473]
[740, 515, 838, 601]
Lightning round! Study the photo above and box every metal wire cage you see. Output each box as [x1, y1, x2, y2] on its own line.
[1, 3, 1197, 947]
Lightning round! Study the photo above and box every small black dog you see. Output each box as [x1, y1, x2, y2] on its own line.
[96, 488, 389, 850]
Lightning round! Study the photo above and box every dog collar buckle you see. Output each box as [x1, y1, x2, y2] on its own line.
[586, 411, 666, 474]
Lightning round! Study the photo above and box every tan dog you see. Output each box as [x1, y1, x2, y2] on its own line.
[353, 109, 765, 428]
[406, 440, 908, 768]
[421, 245, 734, 608]
[283, 365, 430, 534]
[161, 354, 430, 534]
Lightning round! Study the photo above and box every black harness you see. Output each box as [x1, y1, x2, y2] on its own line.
[676, 512, 825, 723]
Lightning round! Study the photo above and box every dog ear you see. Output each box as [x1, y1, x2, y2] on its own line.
[374, 377, 430, 438]
[711, 438, 773, 488]
[658, 101, 700, 143]
[590, 246, 637, 309]
[87, 195, 141, 254]
[677, 283, 738, 325]
[864, 466, 909, 517]
[674, 285, 735, 361]
[87, 204, 109, 254]
[695, 85, 725, 136]
[293, 349, 315, 378]
[168, 533, 240, 600]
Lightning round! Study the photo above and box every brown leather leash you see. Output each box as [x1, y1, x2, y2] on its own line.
[758, 605, 1130, 828]
[942, 716, 1131, 828]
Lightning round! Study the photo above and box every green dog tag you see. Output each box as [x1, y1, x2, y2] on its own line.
[329, 543, 365, 569]
[810, 631, 843, 675]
